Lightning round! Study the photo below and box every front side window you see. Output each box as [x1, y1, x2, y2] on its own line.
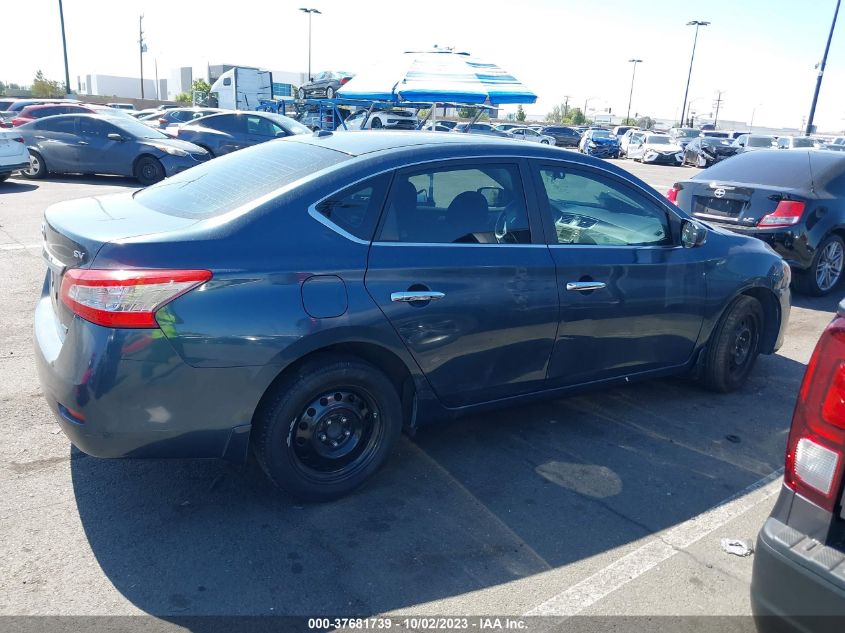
[247, 115, 277, 136]
[536, 165, 671, 247]
[203, 115, 245, 135]
[378, 163, 530, 244]
[315, 174, 390, 241]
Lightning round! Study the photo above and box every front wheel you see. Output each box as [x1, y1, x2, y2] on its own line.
[370, 117, 383, 129]
[298, 88, 306, 100]
[794, 234, 845, 296]
[701, 295, 764, 392]
[134, 156, 165, 186]
[253, 356, 403, 501]
[326, 86, 335, 99]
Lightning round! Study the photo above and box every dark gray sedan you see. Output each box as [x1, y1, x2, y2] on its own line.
[18, 114, 209, 185]
[174, 111, 310, 157]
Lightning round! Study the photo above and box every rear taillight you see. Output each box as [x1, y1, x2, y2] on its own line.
[340, 77, 351, 86]
[11, 118, 24, 127]
[159, 117, 168, 125]
[60, 269, 212, 329]
[758, 200, 806, 228]
[666, 185, 680, 205]
[785, 316, 845, 511]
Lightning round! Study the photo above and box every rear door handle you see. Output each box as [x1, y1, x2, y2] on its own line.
[391, 291, 445, 303]
[78, 141, 89, 145]
[566, 281, 606, 291]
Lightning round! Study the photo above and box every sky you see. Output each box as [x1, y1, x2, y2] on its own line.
[2, 0, 844, 131]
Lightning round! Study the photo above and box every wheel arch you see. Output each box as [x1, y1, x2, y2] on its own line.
[733, 286, 782, 355]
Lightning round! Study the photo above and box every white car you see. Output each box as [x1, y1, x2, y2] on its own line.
[343, 108, 419, 130]
[0, 129, 30, 182]
[506, 127, 555, 145]
[627, 133, 684, 165]
[619, 129, 646, 158]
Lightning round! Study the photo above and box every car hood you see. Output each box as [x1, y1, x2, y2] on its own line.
[589, 137, 619, 145]
[644, 142, 682, 152]
[139, 137, 206, 154]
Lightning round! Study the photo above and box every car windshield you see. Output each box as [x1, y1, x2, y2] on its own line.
[261, 112, 311, 135]
[748, 136, 774, 148]
[703, 139, 733, 147]
[108, 117, 169, 139]
[134, 141, 349, 219]
[591, 130, 612, 138]
[647, 136, 671, 144]
[792, 137, 815, 148]
[673, 128, 699, 138]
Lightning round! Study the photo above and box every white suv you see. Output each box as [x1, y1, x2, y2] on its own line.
[0, 129, 30, 182]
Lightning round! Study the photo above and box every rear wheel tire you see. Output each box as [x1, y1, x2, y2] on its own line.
[298, 88, 306, 100]
[21, 150, 47, 179]
[326, 86, 335, 99]
[794, 234, 845, 296]
[370, 117, 383, 129]
[134, 156, 165, 186]
[701, 295, 764, 393]
[253, 355, 403, 501]
[540, 139, 550, 145]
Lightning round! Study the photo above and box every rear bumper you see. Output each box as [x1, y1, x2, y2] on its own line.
[695, 223, 813, 270]
[34, 292, 264, 462]
[0, 159, 30, 174]
[751, 517, 845, 633]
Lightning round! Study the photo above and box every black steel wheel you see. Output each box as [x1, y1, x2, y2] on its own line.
[253, 355, 403, 501]
[134, 156, 165, 186]
[701, 295, 763, 392]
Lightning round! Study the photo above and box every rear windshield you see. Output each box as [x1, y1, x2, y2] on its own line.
[647, 136, 671, 144]
[792, 137, 815, 148]
[694, 151, 814, 189]
[748, 136, 775, 148]
[134, 140, 348, 219]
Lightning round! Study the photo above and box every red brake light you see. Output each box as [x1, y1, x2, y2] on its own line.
[758, 200, 805, 228]
[785, 316, 845, 511]
[666, 185, 680, 205]
[340, 77, 351, 86]
[159, 117, 168, 125]
[59, 269, 212, 329]
[11, 118, 25, 127]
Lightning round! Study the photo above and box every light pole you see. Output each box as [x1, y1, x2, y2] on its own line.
[138, 15, 147, 99]
[57, 0, 71, 94]
[806, 0, 841, 135]
[583, 96, 598, 119]
[750, 103, 763, 131]
[626, 59, 642, 124]
[680, 20, 710, 127]
[299, 8, 321, 82]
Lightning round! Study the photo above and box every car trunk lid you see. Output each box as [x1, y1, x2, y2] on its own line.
[683, 180, 808, 227]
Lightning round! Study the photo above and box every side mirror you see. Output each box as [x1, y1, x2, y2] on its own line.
[275, 131, 287, 138]
[681, 219, 707, 248]
[107, 133, 124, 142]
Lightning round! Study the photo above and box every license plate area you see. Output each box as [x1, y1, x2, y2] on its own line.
[693, 195, 746, 218]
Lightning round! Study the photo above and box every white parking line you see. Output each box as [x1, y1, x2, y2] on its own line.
[0, 243, 40, 251]
[524, 468, 783, 616]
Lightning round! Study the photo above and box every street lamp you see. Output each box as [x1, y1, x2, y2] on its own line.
[138, 14, 148, 99]
[750, 103, 763, 131]
[299, 8, 321, 82]
[805, 0, 841, 135]
[583, 96, 598, 117]
[679, 20, 710, 127]
[57, 0, 71, 95]
[626, 59, 642, 124]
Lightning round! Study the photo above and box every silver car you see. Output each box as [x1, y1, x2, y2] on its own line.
[506, 127, 555, 145]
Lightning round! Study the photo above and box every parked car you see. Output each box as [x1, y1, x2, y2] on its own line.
[3, 98, 80, 114]
[130, 108, 164, 119]
[612, 125, 638, 138]
[505, 127, 555, 145]
[343, 108, 419, 131]
[777, 136, 818, 150]
[541, 125, 582, 148]
[106, 103, 136, 111]
[730, 131, 750, 139]
[732, 134, 776, 152]
[619, 129, 646, 158]
[0, 129, 30, 181]
[10, 103, 119, 127]
[494, 123, 522, 132]
[17, 114, 209, 185]
[433, 120, 458, 131]
[452, 122, 508, 136]
[298, 71, 354, 100]
[175, 111, 310, 157]
[627, 133, 683, 165]
[668, 127, 701, 149]
[669, 149, 845, 295]
[579, 128, 621, 158]
[143, 107, 222, 130]
[34, 131, 790, 501]
[682, 136, 740, 167]
[751, 303, 845, 629]
[700, 131, 731, 139]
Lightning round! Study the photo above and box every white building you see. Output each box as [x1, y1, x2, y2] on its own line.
[77, 74, 157, 99]
[168, 67, 192, 100]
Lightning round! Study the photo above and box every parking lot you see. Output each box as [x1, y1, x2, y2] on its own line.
[0, 162, 838, 625]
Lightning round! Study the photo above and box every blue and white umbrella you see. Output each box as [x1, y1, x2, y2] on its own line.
[337, 50, 536, 106]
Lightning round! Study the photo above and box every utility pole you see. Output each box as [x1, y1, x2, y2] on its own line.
[713, 90, 724, 127]
[562, 95, 570, 118]
[58, 0, 71, 94]
[680, 20, 710, 127]
[806, 0, 841, 136]
[154, 58, 159, 100]
[626, 59, 642, 124]
[138, 15, 146, 99]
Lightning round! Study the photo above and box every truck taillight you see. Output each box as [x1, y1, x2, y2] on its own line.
[785, 316, 845, 511]
[60, 269, 212, 329]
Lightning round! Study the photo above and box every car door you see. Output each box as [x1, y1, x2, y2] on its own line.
[30, 116, 81, 173]
[244, 114, 279, 146]
[531, 160, 706, 386]
[204, 114, 248, 155]
[364, 159, 559, 407]
[75, 117, 136, 176]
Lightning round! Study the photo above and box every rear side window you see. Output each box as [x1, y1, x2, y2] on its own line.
[202, 115, 245, 134]
[315, 174, 390, 240]
[36, 117, 77, 133]
[134, 141, 349, 219]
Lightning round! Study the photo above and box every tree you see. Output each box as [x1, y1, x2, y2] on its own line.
[191, 78, 211, 93]
[175, 93, 192, 103]
[0, 81, 5, 96]
[516, 105, 526, 122]
[569, 108, 586, 125]
[31, 70, 65, 97]
[636, 115, 655, 130]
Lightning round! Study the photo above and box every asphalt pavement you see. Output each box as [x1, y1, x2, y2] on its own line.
[0, 163, 840, 629]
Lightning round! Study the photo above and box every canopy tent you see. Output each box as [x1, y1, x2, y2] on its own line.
[337, 50, 537, 106]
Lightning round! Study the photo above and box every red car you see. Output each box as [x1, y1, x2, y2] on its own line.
[12, 103, 106, 127]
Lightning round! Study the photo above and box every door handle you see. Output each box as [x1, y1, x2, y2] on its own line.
[78, 141, 89, 145]
[35, 135, 46, 139]
[566, 281, 606, 291]
[391, 291, 445, 303]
